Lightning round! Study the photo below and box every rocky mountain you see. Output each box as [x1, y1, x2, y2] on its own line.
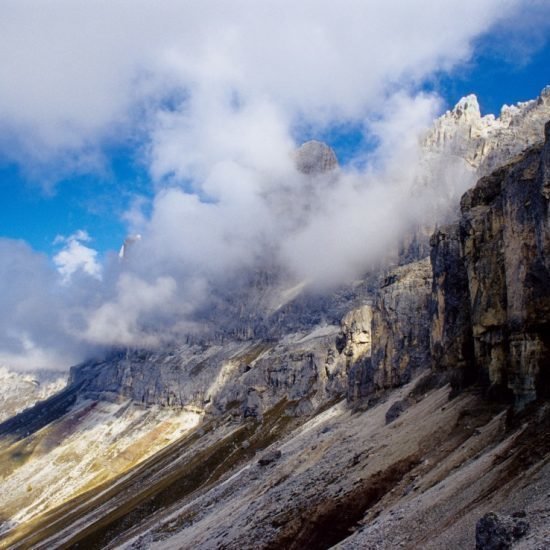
[0, 89, 549, 549]
[423, 86, 550, 177]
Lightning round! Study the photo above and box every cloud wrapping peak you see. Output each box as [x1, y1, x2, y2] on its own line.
[0, 0, 542, 369]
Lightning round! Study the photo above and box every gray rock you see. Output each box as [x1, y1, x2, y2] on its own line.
[459, 128, 550, 406]
[429, 223, 475, 389]
[371, 258, 433, 390]
[258, 449, 282, 466]
[385, 399, 411, 424]
[475, 511, 529, 549]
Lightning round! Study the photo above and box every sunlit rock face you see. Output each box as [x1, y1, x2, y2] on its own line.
[400, 87, 550, 267]
[423, 86, 550, 177]
[370, 258, 433, 390]
[294, 140, 338, 174]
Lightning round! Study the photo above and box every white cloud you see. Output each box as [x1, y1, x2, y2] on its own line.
[0, 0, 547, 368]
[80, 273, 177, 347]
[0, 0, 526, 171]
[53, 231, 102, 282]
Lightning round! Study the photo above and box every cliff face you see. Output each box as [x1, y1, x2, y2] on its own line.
[429, 224, 475, 387]
[345, 258, 432, 402]
[402, 87, 550, 263]
[370, 258, 432, 390]
[70, 325, 348, 417]
[431, 122, 550, 406]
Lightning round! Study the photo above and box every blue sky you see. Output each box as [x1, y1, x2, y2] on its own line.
[2, 32, 548, 259]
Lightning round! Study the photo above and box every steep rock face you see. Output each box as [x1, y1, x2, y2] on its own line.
[370, 258, 432, 390]
[336, 305, 374, 402]
[431, 123, 550, 406]
[70, 325, 348, 418]
[461, 134, 550, 405]
[403, 87, 550, 266]
[429, 224, 475, 387]
[337, 305, 372, 362]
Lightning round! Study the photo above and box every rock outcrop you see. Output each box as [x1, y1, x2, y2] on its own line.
[370, 258, 432, 390]
[70, 325, 348, 418]
[405, 87, 550, 265]
[475, 511, 529, 550]
[429, 224, 475, 388]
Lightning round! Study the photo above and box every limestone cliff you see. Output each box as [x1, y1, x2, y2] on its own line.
[70, 325, 348, 418]
[401, 86, 550, 262]
[370, 258, 432, 390]
[430, 122, 550, 406]
[429, 223, 475, 387]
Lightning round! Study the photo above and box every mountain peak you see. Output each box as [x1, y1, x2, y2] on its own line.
[294, 140, 338, 175]
[451, 94, 481, 121]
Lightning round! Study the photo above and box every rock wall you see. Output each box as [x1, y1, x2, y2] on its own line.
[431, 122, 550, 406]
[429, 224, 475, 388]
[70, 326, 349, 417]
[350, 258, 432, 401]
[369, 258, 432, 390]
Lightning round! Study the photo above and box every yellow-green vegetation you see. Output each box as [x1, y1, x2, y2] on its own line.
[2, 399, 298, 550]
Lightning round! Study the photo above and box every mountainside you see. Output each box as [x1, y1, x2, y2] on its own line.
[0, 367, 66, 423]
[0, 90, 549, 549]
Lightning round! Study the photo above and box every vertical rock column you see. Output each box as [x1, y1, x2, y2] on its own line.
[429, 224, 475, 389]
[460, 167, 510, 398]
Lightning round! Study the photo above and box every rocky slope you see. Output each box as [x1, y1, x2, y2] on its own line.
[0, 367, 66, 423]
[0, 90, 549, 549]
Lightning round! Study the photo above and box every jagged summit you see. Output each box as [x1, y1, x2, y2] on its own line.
[450, 93, 481, 122]
[423, 85, 550, 175]
[294, 140, 338, 174]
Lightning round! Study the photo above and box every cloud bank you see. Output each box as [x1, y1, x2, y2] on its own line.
[0, 0, 544, 369]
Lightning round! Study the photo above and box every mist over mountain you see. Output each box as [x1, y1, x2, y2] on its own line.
[1, 3, 550, 548]
[1, 0, 549, 370]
